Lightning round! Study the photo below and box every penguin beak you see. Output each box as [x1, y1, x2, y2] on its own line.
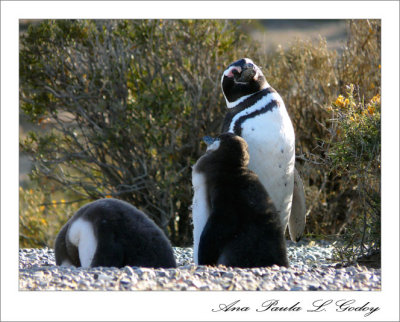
[237, 64, 256, 82]
[202, 136, 216, 146]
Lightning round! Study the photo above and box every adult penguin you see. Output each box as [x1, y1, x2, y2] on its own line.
[220, 58, 306, 242]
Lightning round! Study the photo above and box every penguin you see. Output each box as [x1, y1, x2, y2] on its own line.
[54, 198, 176, 268]
[220, 58, 306, 242]
[193, 133, 288, 268]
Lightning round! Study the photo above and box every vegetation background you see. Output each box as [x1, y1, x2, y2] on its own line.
[19, 19, 381, 266]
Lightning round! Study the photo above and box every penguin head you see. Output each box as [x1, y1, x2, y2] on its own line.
[221, 58, 269, 107]
[201, 133, 250, 168]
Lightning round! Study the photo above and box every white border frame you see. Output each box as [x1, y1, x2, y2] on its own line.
[1, 1, 399, 321]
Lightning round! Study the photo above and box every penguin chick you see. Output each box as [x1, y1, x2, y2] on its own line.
[54, 198, 176, 268]
[193, 133, 288, 268]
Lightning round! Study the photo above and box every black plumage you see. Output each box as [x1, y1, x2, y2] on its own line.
[195, 133, 288, 268]
[54, 198, 176, 268]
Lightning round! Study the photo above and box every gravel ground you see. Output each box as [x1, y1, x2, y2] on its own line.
[19, 239, 381, 291]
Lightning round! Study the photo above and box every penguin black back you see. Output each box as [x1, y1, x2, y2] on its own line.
[194, 133, 288, 268]
[54, 198, 176, 268]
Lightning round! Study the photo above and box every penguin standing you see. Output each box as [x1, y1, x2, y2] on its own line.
[54, 198, 176, 268]
[220, 58, 306, 242]
[193, 133, 288, 268]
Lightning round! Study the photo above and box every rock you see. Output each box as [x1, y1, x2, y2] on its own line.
[18, 242, 381, 291]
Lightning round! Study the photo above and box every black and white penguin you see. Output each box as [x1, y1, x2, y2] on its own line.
[220, 58, 306, 242]
[193, 133, 288, 268]
[54, 198, 176, 268]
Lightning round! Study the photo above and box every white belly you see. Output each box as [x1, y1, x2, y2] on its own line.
[191, 171, 210, 264]
[68, 218, 97, 268]
[239, 105, 295, 230]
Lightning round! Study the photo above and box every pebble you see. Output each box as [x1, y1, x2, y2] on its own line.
[19, 240, 381, 291]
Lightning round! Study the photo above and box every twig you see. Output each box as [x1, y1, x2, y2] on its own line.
[39, 198, 91, 207]
[305, 172, 328, 218]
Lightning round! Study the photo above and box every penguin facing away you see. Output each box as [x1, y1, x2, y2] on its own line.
[193, 133, 288, 268]
[54, 198, 176, 268]
[220, 58, 307, 242]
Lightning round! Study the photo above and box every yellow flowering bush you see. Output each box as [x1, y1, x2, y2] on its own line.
[330, 85, 381, 168]
[328, 85, 380, 264]
[19, 187, 83, 248]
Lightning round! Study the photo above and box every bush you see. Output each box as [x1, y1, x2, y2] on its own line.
[19, 186, 84, 248]
[20, 19, 256, 246]
[328, 86, 380, 264]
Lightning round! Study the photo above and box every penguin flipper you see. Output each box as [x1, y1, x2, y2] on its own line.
[288, 167, 307, 242]
[198, 210, 236, 266]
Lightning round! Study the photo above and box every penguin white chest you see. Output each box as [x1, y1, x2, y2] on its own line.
[239, 106, 295, 229]
[191, 170, 210, 264]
